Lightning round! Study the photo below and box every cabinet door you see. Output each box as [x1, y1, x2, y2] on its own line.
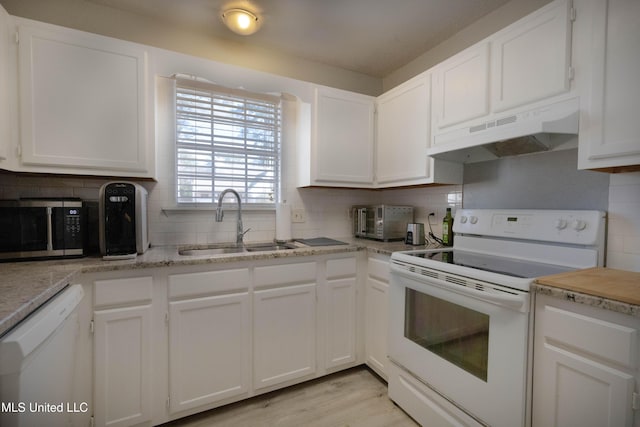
[0, 4, 9, 162]
[533, 295, 638, 427]
[253, 283, 317, 390]
[432, 43, 490, 132]
[17, 22, 152, 176]
[325, 261, 357, 370]
[94, 305, 152, 427]
[365, 277, 389, 378]
[168, 292, 250, 413]
[533, 343, 635, 427]
[312, 86, 375, 185]
[578, 0, 640, 170]
[491, 0, 573, 113]
[365, 256, 390, 378]
[376, 73, 431, 186]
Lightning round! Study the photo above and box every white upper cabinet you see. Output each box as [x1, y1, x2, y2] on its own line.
[300, 86, 375, 187]
[430, 0, 576, 153]
[577, 0, 640, 171]
[377, 72, 462, 186]
[376, 72, 431, 186]
[0, 4, 10, 162]
[16, 19, 154, 178]
[432, 43, 490, 133]
[491, 0, 573, 113]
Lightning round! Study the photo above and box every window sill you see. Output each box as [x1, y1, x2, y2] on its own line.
[161, 205, 276, 216]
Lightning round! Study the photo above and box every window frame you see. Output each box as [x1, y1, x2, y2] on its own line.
[173, 76, 282, 209]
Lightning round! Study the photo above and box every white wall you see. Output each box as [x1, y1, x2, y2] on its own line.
[1, 0, 638, 271]
[1, 0, 553, 96]
[146, 48, 463, 245]
[0, 0, 382, 96]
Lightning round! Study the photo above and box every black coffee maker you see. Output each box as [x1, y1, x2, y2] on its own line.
[99, 182, 149, 258]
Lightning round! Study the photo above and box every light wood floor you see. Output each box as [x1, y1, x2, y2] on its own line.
[164, 366, 418, 427]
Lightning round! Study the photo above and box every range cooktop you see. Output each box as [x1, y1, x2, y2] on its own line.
[405, 249, 575, 279]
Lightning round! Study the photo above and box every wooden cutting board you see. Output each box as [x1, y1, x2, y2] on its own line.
[536, 267, 640, 305]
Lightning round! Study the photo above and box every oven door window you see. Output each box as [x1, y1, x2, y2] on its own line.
[405, 288, 489, 381]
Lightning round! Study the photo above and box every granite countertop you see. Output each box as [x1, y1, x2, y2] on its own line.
[0, 237, 430, 337]
[533, 267, 640, 318]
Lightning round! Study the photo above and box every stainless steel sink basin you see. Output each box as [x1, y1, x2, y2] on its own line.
[178, 245, 246, 256]
[244, 243, 298, 252]
[178, 242, 298, 256]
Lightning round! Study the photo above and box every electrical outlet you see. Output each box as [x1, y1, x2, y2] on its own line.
[292, 208, 306, 223]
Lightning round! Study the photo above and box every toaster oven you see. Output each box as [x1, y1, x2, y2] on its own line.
[352, 205, 413, 241]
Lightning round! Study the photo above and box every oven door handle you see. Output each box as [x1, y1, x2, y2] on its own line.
[393, 267, 526, 309]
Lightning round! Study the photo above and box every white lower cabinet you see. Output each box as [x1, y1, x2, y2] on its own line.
[93, 276, 154, 427]
[365, 254, 390, 379]
[167, 268, 251, 414]
[533, 294, 639, 427]
[86, 253, 362, 426]
[324, 257, 358, 370]
[253, 262, 317, 390]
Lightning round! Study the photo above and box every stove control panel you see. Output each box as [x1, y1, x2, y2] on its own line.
[453, 209, 606, 245]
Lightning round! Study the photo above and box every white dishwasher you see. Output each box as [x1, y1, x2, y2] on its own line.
[0, 284, 84, 427]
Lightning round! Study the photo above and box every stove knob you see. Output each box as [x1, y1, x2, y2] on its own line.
[572, 219, 587, 231]
[470, 216, 478, 224]
[555, 219, 567, 230]
[459, 216, 468, 224]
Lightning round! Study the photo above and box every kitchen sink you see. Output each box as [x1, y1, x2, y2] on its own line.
[244, 243, 298, 252]
[178, 242, 298, 256]
[178, 244, 246, 256]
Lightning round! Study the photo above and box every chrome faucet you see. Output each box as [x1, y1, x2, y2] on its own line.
[216, 189, 248, 245]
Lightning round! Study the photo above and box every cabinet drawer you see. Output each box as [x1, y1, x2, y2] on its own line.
[94, 276, 153, 307]
[168, 268, 250, 299]
[368, 257, 390, 282]
[254, 262, 316, 288]
[326, 257, 356, 279]
[542, 304, 638, 369]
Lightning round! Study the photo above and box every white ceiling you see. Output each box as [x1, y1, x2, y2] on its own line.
[84, 0, 512, 78]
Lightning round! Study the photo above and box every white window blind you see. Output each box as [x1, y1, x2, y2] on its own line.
[175, 77, 281, 206]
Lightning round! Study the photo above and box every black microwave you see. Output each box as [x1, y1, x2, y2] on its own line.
[0, 198, 85, 261]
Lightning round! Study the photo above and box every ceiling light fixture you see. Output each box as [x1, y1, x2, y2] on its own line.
[221, 8, 261, 36]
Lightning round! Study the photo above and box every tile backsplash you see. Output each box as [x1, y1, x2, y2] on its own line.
[0, 170, 462, 246]
[606, 172, 640, 272]
[1, 169, 638, 272]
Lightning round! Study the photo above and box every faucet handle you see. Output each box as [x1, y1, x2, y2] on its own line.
[215, 207, 224, 222]
[241, 228, 252, 236]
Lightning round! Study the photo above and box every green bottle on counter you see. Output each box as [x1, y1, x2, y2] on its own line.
[442, 208, 453, 246]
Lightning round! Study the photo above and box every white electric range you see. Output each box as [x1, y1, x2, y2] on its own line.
[388, 209, 606, 427]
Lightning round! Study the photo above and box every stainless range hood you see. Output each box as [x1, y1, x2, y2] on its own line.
[427, 97, 580, 163]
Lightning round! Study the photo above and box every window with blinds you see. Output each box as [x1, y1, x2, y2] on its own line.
[175, 78, 281, 206]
